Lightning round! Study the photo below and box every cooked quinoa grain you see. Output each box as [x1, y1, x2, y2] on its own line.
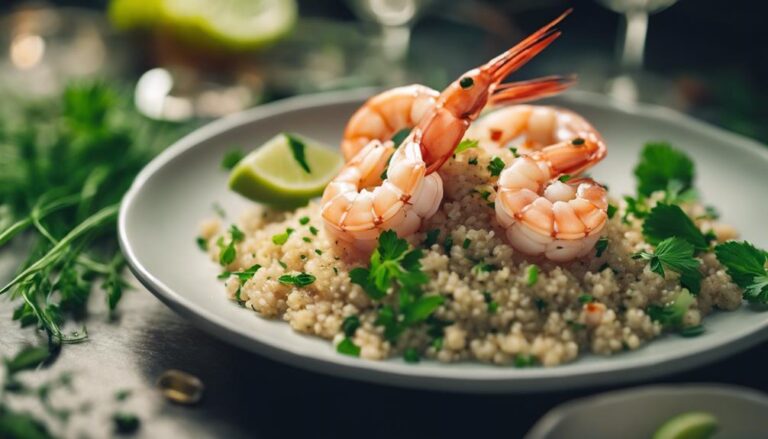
[203, 148, 743, 367]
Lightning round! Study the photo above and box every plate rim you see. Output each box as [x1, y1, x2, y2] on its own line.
[118, 88, 768, 393]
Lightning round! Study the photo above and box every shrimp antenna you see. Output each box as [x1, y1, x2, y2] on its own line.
[490, 75, 577, 105]
[486, 8, 573, 83]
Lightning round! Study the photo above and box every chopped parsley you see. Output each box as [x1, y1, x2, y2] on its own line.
[462, 238, 471, 249]
[487, 156, 506, 177]
[423, 229, 440, 247]
[314, 249, 323, 256]
[196, 237, 208, 251]
[634, 142, 694, 197]
[680, 325, 705, 337]
[113, 412, 141, 434]
[558, 174, 572, 183]
[455, 138, 479, 154]
[336, 338, 360, 357]
[299, 216, 310, 225]
[633, 237, 701, 294]
[221, 149, 244, 170]
[578, 294, 594, 304]
[468, 157, 478, 166]
[217, 236, 236, 266]
[514, 354, 536, 368]
[642, 203, 708, 251]
[527, 265, 539, 286]
[278, 260, 287, 269]
[444, 235, 454, 254]
[272, 227, 295, 245]
[473, 262, 496, 273]
[349, 231, 443, 343]
[278, 272, 316, 287]
[309, 226, 319, 236]
[607, 204, 618, 219]
[403, 348, 420, 363]
[342, 315, 360, 337]
[483, 292, 498, 313]
[509, 147, 519, 157]
[595, 237, 608, 257]
[302, 237, 311, 243]
[220, 264, 262, 283]
[715, 241, 768, 304]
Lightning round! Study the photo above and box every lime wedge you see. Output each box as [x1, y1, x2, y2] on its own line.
[229, 133, 343, 209]
[161, 0, 297, 50]
[653, 412, 719, 439]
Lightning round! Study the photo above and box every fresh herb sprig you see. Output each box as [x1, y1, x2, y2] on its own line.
[0, 82, 188, 348]
[715, 241, 768, 304]
[633, 237, 702, 294]
[350, 230, 443, 348]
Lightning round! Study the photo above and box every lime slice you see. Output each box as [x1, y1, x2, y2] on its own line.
[229, 133, 343, 209]
[653, 412, 719, 439]
[161, 0, 297, 50]
[108, 0, 163, 30]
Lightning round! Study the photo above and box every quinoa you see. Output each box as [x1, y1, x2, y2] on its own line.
[201, 147, 743, 367]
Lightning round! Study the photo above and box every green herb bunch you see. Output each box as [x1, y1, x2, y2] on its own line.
[623, 142, 768, 335]
[347, 230, 445, 362]
[0, 82, 186, 349]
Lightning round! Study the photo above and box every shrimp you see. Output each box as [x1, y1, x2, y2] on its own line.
[493, 108, 609, 261]
[339, 11, 576, 161]
[322, 10, 574, 251]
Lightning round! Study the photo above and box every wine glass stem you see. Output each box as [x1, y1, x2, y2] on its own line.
[381, 24, 411, 63]
[620, 10, 649, 70]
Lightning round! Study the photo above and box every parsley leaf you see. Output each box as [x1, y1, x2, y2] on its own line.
[715, 241, 768, 304]
[643, 203, 708, 251]
[634, 237, 702, 294]
[336, 338, 360, 357]
[342, 315, 360, 337]
[349, 230, 441, 344]
[230, 264, 261, 283]
[595, 237, 608, 257]
[278, 272, 316, 287]
[647, 290, 695, 329]
[634, 142, 694, 197]
[487, 156, 506, 177]
[423, 229, 440, 247]
[455, 139, 479, 154]
[285, 133, 311, 173]
[272, 227, 294, 245]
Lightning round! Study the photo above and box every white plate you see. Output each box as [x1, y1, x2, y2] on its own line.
[119, 89, 768, 393]
[525, 384, 768, 438]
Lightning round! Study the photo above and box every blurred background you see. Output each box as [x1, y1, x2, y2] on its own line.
[0, 0, 764, 142]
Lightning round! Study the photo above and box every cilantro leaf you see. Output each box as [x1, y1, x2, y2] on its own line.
[278, 272, 316, 287]
[634, 142, 694, 197]
[336, 338, 360, 357]
[715, 241, 768, 303]
[423, 229, 440, 247]
[643, 203, 708, 251]
[285, 134, 311, 174]
[403, 295, 444, 324]
[634, 237, 701, 294]
[487, 156, 506, 177]
[455, 138, 479, 154]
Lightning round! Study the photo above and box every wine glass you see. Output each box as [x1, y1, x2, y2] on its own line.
[345, 0, 433, 85]
[595, 0, 679, 101]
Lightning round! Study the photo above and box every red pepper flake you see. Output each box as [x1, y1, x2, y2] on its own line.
[490, 129, 502, 142]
